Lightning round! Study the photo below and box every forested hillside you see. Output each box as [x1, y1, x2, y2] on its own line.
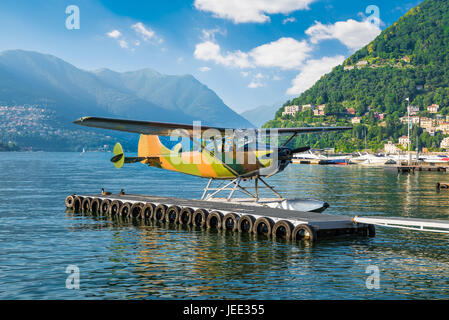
[265, 0, 449, 152]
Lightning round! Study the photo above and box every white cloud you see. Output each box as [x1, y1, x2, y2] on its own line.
[199, 66, 211, 72]
[194, 41, 252, 68]
[248, 81, 264, 88]
[194, 37, 311, 70]
[131, 22, 155, 40]
[241, 71, 250, 77]
[131, 22, 163, 44]
[249, 37, 311, 69]
[201, 28, 226, 41]
[194, 0, 316, 23]
[118, 40, 129, 49]
[287, 55, 345, 95]
[106, 30, 121, 39]
[283, 17, 296, 24]
[306, 19, 381, 51]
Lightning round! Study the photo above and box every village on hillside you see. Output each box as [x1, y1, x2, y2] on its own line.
[280, 102, 449, 153]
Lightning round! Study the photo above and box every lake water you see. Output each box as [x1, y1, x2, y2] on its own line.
[1, 152, 449, 299]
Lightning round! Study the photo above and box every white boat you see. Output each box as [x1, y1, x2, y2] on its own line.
[351, 153, 395, 166]
[293, 150, 327, 161]
[423, 155, 449, 163]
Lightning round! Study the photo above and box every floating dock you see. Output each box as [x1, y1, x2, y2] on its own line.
[65, 193, 375, 242]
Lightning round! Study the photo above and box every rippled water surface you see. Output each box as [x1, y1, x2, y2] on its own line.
[1, 152, 449, 299]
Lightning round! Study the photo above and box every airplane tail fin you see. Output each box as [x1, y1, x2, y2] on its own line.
[111, 143, 125, 169]
[111, 142, 148, 169]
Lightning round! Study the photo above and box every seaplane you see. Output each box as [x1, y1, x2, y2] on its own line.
[74, 116, 351, 213]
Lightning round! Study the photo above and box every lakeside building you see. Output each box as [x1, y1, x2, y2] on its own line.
[436, 122, 449, 135]
[282, 105, 300, 117]
[384, 141, 400, 154]
[441, 137, 449, 150]
[351, 117, 361, 124]
[425, 127, 436, 136]
[313, 104, 326, 116]
[400, 116, 420, 125]
[301, 104, 316, 111]
[408, 106, 420, 115]
[399, 136, 411, 147]
[427, 104, 440, 113]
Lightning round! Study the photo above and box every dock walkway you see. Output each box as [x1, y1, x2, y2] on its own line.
[65, 193, 374, 242]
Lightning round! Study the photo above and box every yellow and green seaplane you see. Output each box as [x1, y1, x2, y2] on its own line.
[74, 116, 350, 212]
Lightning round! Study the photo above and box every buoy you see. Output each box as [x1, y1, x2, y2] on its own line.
[65, 195, 75, 209]
[110, 200, 122, 216]
[100, 199, 111, 215]
[154, 204, 167, 221]
[192, 209, 209, 227]
[272, 220, 294, 240]
[119, 202, 132, 217]
[73, 196, 84, 212]
[142, 203, 155, 220]
[206, 211, 224, 229]
[238, 215, 256, 233]
[179, 207, 194, 225]
[222, 213, 239, 231]
[292, 224, 316, 242]
[81, 197, 92, 212]
[131, 202, 144, 219]
[165, 206, 180, 223]
[90, 198, 101, 214]
[253, 217, 274, 236]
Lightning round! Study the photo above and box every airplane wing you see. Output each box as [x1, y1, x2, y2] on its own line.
[73, 116, 352, 136]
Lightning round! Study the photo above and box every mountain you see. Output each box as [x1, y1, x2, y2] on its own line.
[265, 0, 449, 152]
[240, 102, 282, 128]
[0, 50, 252, 151]
[93, 68, 251, 128]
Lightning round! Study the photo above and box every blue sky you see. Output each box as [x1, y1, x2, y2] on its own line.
[0, 0, 421, 113]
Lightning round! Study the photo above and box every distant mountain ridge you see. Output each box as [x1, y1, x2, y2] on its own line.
[0, 50, 252, 151]
[240, 102, 282, 128]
